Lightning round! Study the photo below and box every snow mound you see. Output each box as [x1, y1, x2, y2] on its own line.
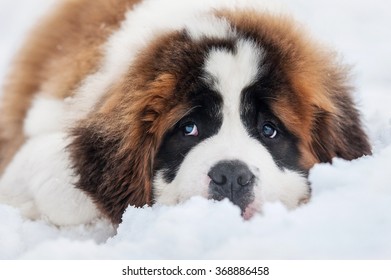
[2, 169, 391, 259]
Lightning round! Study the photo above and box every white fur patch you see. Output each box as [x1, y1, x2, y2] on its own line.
[185, 14, 236, 41]
[205, 39, 263, 103]
[24, 95, 66, 138]
[0, 133, 101, 226]
[2, 96, 101, 226]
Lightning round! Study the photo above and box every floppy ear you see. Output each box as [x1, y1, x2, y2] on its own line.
[310, 82, 372, 163]
[69, 118, 154, 225]
[68, 73, 185, 224]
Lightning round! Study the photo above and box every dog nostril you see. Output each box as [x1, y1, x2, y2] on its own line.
[208, 171, 227, 185]
[237, 175, 254, 187]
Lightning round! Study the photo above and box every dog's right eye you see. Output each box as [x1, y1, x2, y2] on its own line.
[182, 122, 199, 137]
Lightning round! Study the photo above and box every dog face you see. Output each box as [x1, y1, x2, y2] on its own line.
[152, 38, 309, 219]
[68, 10, 371, 224]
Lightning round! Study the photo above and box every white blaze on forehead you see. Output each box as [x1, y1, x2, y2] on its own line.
[201, 39, 267, 163]
[204, 39, 263, 114]
[203, 39, 264, 151]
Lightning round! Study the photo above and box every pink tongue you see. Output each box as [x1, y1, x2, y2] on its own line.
[242, 204, 257, 220]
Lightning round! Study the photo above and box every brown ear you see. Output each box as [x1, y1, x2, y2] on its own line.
[310, 86, 372, 164]
[69, 119, 154, 225]
[68, 73, 186, 224]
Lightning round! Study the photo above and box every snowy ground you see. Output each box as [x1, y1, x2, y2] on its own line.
[0, 0, 390, 259]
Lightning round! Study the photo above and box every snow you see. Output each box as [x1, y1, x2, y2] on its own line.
[1, 0, 391, 259]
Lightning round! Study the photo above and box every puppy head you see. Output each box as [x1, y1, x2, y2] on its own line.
[70, 11, 371, 224]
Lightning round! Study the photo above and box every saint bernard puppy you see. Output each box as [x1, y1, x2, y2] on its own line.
[0, 0, 371, 226]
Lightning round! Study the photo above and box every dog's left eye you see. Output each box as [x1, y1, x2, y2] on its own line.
[262, 122, 278, 139]
[183, 122, 199, 137]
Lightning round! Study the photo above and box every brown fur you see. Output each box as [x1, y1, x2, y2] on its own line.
[0, 0, 141, 173]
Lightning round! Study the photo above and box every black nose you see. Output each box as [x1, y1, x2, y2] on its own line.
[208, 160, 255, 212]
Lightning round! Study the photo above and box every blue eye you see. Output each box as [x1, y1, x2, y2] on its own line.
[262, 122, 277, 139]
[183, 123, 199, 137]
